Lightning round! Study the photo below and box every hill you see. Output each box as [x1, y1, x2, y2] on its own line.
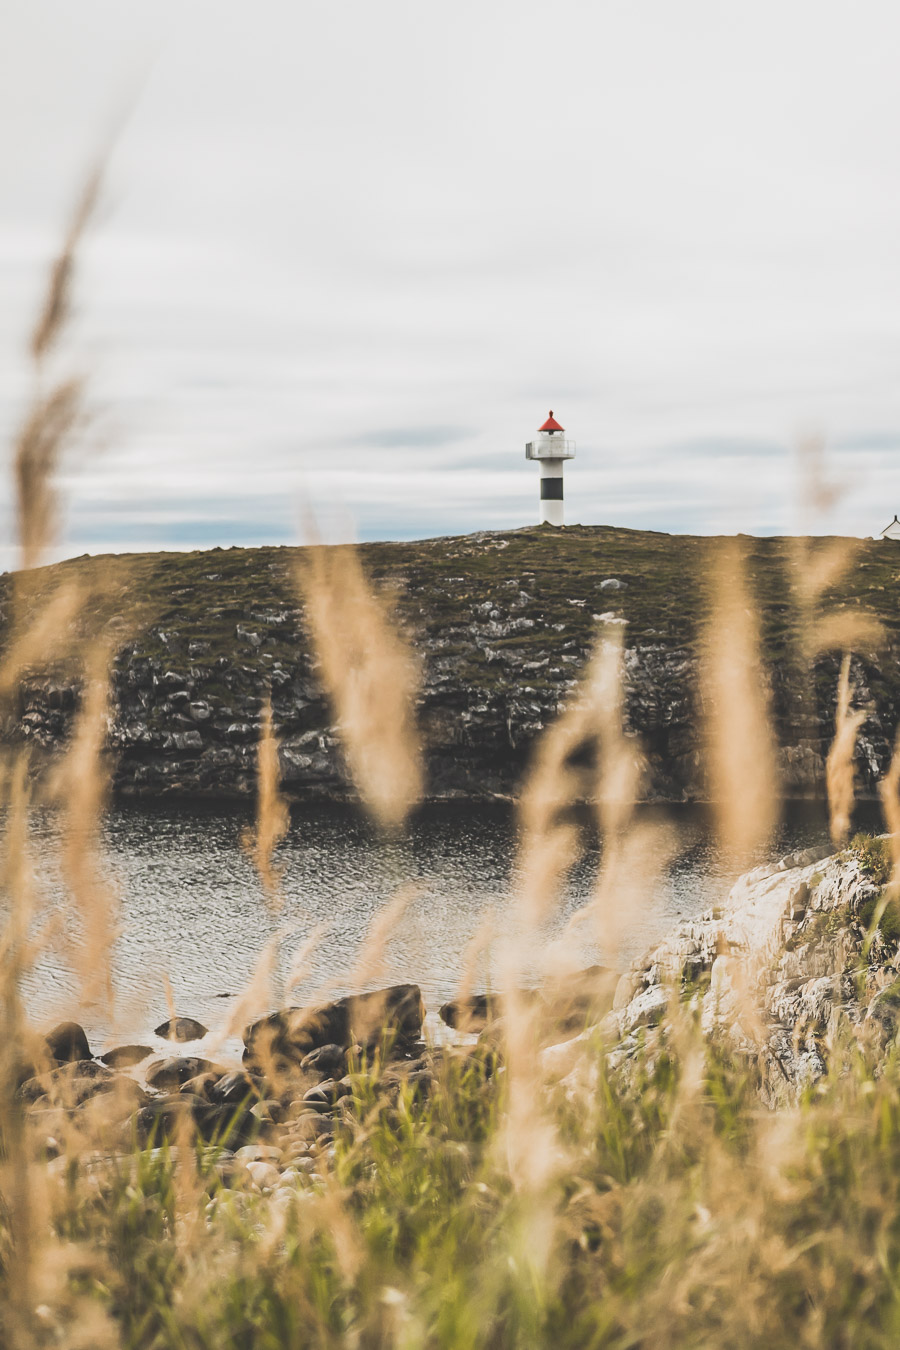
[2, 524, 899, 803]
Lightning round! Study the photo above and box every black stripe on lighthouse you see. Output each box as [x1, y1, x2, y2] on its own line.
[540, 478, 564, 500]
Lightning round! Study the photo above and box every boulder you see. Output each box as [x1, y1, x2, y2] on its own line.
[439, 994, 499, 1033]
[135, 1092, 257, 1146]
[100, 1044, 154, 1068]
[146, 1057, 224, 1091]
[299, 1043, 348, 1077]
[179, 1073, 220, 1101]
[244, 984, 424, 1070]
[439, 973, 614, 1038]
[154, 1017, 208, 1043]
[45, 1022, 92, 1064]
[135, 1094, 204, 1143]
[209, 1071, 262, 1107]
[302, 1078, 351, 1106]
[286, 1108, 334, 1139]
[18, 1060, 115, 1106]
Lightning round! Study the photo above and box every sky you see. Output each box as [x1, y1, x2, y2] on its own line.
[2, 0, 900, 567]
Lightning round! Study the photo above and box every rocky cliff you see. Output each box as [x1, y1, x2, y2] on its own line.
[545, 835, 900, 1107]
[3, 524, 900, 803]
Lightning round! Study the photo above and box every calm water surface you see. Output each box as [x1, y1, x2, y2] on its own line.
[10, 800, 880, 1049]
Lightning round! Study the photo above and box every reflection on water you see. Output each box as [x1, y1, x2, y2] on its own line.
[6, 799, 882, 1047]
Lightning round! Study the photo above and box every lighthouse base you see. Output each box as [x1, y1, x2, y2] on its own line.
[539, 460, 565, 526]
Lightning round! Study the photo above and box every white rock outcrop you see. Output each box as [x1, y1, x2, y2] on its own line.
[544, 843, 899, 1106]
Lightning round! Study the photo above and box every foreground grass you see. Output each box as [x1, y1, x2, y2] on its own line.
[8, 1028, 900, 1350]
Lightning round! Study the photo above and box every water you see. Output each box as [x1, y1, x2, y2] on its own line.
[9, 800, 880, 1050]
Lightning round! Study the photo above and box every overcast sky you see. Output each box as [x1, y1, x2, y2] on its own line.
[2, 0, 899, 566]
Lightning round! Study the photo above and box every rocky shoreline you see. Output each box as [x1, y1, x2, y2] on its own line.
[18, 836, 900, 1200]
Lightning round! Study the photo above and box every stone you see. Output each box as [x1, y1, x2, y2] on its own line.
[146, 1057, 223, 1091]
[235, 1144, 282, 1164]
[45, 1022, 91, 1064]
[245, 1161, 280, 1190]
[209, 1071, 262, 1106]
[179, 1073, 219, 1101]
[18, 1061, 114, 1106]
[100, 1044, 154, 1069]
[136, 1093, 258, 1147]
[299, 1043, 347, 1076]
[135, 1094, 203, 1143]
[302, 1078, 351, 1106]
[439, 995, 500, 1033]
[250, 1099, 283, 1124]
[154, 1017, 209, 1043]
[286, 1109, 333, 1139]
[244, 984, 424, 1069]
[617, 985, 669, 1035]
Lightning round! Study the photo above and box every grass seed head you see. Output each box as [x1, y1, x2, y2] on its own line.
[297, 541, 423, 830]
[826, 653, 868, 846]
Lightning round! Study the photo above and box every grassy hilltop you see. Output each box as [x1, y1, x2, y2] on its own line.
[12, 521, 900, 652]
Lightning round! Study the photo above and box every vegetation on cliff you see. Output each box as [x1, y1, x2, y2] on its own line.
[2, 524, 900, 802]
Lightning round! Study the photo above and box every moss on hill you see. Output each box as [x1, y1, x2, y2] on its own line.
[1, 525, 898, 802]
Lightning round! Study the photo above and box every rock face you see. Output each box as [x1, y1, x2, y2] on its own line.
[4, 526, 900, 804]
[573, 841, 900, 1105]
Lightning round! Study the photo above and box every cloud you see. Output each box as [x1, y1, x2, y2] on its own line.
[349, 426, 474, 451]
[1, 1, 900, 563]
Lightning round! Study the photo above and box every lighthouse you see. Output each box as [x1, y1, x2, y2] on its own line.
[525, 411, 576, 526]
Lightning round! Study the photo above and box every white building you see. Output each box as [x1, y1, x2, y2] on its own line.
[880, 515, 900, 541]
[525, 411, 576, 526]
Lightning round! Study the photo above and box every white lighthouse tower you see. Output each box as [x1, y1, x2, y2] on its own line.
[525, 411, 576, 526]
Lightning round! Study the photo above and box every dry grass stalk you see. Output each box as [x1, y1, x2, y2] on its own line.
[794, 430, 842, 525]
[241, 698, 289, 907]
[0, 583, 85, 699]
[15, 166, 101, 573]
[349, 884, 417, 993]
[284, 920, 333, 999]
[0, 759, 38, 1349]
[878, 730, 900, 893]
[789, 533, 883, 662]
[14, 379, 85, 573]
[701, 539, 778, 866]
[217, 938, 279, 1050]
[516, 627, 637, 929]
[498, 627, 641, 1237]
[591, 625, 643, 840]
[453, 909, 499, 1021]
[788, 436, 883, 661]
[826, 653, 868, 846]
[31, 166, 102, 364]
[583, 815, 677, 961]
[297, 542, 423, 830]
[47, 641, 118, 1011]
[807, 608, 884, 658]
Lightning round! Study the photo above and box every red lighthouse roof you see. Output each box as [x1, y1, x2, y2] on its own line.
[539, 411, 564, 432]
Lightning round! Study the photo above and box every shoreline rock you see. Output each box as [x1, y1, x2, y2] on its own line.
[22, 838, 899, 1175]
[544, 839, 899, 1105]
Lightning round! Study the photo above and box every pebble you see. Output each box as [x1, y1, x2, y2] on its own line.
[235, 1144, 282, 1165]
